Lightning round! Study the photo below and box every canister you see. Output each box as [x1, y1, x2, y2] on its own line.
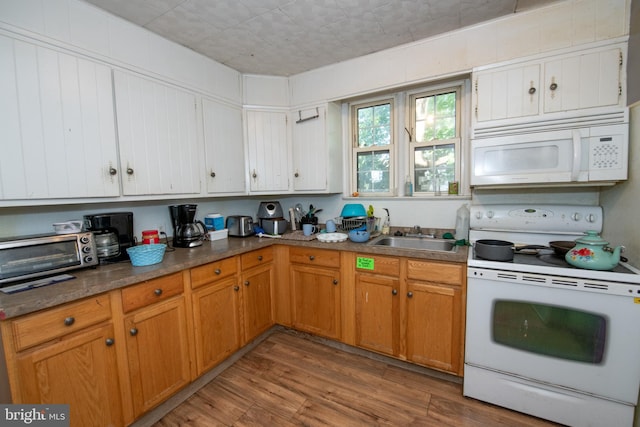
[142, 230, 160, 244]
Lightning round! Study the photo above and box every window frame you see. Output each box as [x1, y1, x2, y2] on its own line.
[350, 97, 396, 197]
[408, 85, 462, 195]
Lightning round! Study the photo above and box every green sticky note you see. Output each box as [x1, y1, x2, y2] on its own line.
[356, 257, 374, 270]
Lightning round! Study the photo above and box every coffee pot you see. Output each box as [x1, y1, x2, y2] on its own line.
[169, 204, 207, 248]
[84, 212, 135, 263]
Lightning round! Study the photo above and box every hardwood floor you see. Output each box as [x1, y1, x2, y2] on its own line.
[154, 330, 559, 426]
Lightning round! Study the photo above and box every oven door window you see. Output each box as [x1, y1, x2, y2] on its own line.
[492, 300, 606, 364]
[0, 241, 80, 281]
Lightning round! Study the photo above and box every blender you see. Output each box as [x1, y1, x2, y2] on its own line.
[169, 205, 207, 248]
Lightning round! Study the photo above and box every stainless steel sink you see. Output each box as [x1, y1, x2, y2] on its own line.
[367, 236, 458, 252]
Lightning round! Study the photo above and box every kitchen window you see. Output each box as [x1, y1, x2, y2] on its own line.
[351, 99, 395, 196]
[349, 80, 467, 197]
[409, 87, 461, 195]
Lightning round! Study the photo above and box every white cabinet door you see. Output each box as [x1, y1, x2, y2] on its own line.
[245, 110, 290, 193]
[474, 64, 540, 122]
[291, 103, 342, 193]
[114, 70, 200, 196]
[0, 36, 119, 200]
[202, 99, 246, 194]
[543, 48, 622, 113]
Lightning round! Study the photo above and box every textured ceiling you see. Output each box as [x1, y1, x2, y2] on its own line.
[82, 0, 562, 76]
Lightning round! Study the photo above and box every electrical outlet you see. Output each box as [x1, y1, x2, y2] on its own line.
[158, 224, 165, 233]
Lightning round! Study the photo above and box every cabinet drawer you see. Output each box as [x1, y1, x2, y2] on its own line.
[121, 272, 184, 313]
[406, 259, 463, 285]
[10, 294, 111, 351]
[289, 247, 340, 268]
[191, 257, 237, 289]
[241, 247, 273, 270]
[355, 254, 399, 276]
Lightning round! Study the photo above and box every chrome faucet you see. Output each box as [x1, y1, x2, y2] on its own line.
[405, 225, 435, 238]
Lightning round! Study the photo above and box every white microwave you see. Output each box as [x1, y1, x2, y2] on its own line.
[471, 123, 628, 187]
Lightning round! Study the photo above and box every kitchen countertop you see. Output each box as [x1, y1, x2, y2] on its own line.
[0, 234, 467, 320]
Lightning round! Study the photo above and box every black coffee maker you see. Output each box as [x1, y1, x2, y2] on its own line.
[169, 205, 207, 248]
[83, 212, 135, 263]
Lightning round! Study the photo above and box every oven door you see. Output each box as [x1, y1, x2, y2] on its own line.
[465, 269, 640, 404]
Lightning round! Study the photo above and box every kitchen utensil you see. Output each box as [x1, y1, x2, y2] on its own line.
[302, 223, 318, 236]
[261, 218, 288, 235]
[474, 239, 515, 261]
[340, 204, 367, 218]
[549, 241, 576, 257]
[226, 216, 254, 237]
[565, 231, 624, 270]
[348, 229, 370, 243]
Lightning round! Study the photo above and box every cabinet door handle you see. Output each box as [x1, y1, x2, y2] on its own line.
[333, 279, 338, 285]
[214, 269, 221, 275]
[234, 285, 240, 291]
[109, 167, 117, 176]
[126, 167, 134, 175]
[549, 82, 558, 91]
[64, 317, 75, 326]
[154, 288, 163, 296]
[105, 338, 115, 347]
[309, 255, 315, 261]
[294, 171, 299, 177]
[130, 328, 138, 336]
[392, 289, 398, 295]
[210, 171, 216, 178]
[528, 87, 536, 95]
[252, 170, 257, 178]
[407, 291, 413, 298]
[244, 281, 250, 286]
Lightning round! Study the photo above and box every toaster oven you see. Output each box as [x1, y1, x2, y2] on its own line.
[0, 232, 98, 286]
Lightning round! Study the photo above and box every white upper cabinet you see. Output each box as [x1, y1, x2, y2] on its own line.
[473, 44, 625, 128]
[202, 98, 246, 194]
[114, 70, 201, 196]
[0, 36, 120, 200]
[245, 110, 290, 193]
[291, 103, 342, 193]
[543, 48, 622, 114]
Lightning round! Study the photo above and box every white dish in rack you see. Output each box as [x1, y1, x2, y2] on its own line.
[316, 232, 348, 243]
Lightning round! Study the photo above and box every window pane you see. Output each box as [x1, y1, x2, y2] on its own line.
[415, 92, 456, 142]
[492, 300, 606, 364]
[357, 103, 391, 147]
[414, 144, 455, 192]
[357, 150, 390, 193]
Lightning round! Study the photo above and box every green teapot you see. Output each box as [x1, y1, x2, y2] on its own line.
[565, 231, 624, 271]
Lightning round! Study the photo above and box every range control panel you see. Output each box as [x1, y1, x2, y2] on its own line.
[470, 204, 603, 234]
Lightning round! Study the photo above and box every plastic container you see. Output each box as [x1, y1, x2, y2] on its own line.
[204, 213, 224, 231]
[404, 176, 413, 196]
[454, 203, 470, 241]
[141, 230, 160, 244]
[126, 244, 166, 267]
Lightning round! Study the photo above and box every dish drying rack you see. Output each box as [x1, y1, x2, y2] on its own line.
[336, 216, 379, 233]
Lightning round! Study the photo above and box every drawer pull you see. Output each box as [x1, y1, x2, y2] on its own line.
[64, 317, 75, 326]
[154, 288, 163, 296]
[214, 269, 221, 275]
[309, 255, 315, 261]
[407, 291, 414, 298]
[130, 328, 138, 336]
[105, 338, 114, 347]
[257, 255, 263, 261]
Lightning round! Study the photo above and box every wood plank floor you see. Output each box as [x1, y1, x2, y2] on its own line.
[154, 330, 559, 426]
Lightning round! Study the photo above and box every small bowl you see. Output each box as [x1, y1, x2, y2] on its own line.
[126, 244, 167, 267]
[349, 230, 370, 243]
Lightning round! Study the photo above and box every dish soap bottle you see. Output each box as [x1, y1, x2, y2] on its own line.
[454, 203, 469, 242]
[381, 208, 390, 235]
[404, 175, 413, 196]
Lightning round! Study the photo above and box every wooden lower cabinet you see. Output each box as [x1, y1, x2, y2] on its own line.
[121, 273, 192, 419]
[406, 259, 465, 376]
[240, 248, 274, 343]
[14, 323, 123, 427]
[289, 247, 341, 339]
